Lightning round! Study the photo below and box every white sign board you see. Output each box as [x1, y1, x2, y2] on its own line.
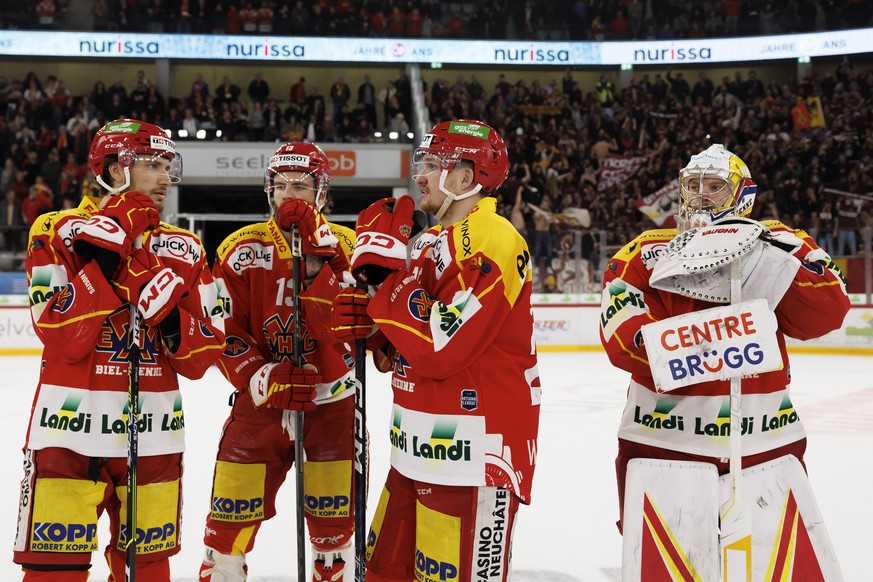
[641, 299, 782, 393]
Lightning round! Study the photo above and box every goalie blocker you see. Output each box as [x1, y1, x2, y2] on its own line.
[622, 455, 842, 581]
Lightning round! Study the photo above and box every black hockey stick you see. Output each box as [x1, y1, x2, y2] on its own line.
[353, 278, 368, 582]
[290, 224, 307, 582]
[125, 241, 142, 582]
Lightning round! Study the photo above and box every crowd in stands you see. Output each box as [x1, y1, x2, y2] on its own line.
[2, 58, 872, 289]
[3, 1, 873, 40]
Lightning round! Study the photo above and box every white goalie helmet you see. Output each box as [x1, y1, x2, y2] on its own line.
[677, 144, 757, 232]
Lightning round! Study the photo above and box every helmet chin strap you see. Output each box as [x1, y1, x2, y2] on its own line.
[433, 169, 482, 222]
[96, 167, 131, 196]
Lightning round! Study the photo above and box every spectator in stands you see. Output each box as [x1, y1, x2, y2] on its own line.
[358, 74, 377, 128]
[247, 71, 270, 105]
[21, 182, 53, 225]
[835, 195, 863, 256]
[0, 189, 25, 252]
[329, 76, 351, 122]
[215, 75, 241, 107]
[289, 75, 306, 105]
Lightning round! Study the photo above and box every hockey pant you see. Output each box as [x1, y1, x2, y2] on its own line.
[204, 392, 355, 556]
[13, 447, 183, 581]
[365, 467, 520, 582]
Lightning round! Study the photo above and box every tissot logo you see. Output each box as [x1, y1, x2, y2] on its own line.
[226, 39, 305, 58]
[633, 44, 711, 62]
[79, 36, 160, 55]
[494, 44, 569, 63]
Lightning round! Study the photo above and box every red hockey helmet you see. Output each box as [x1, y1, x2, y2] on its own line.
[89, 119, 182, 194]
[413, 120, 508, 195]
[264, 142, 331, 212]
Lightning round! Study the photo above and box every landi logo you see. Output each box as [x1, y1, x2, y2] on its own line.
[79, 35, 160, 55]
[326, 151, 356, 176]
[633, 43, 712, 63]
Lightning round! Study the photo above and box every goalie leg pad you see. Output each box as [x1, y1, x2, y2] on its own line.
[622, 459, 720, 582]
[718, 455, 843, 581]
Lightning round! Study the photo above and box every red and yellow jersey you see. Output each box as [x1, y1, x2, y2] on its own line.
[368, 197, 541, 503]
[600, 220, 850, 458]
[25, 195, 225, 458]
[213, 217, 357, 404]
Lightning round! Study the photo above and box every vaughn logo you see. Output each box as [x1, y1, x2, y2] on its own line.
[79, 35, 159, 55]
[494, 43, 569, 63]
[448, 122, 489, 140]
[226, 39, 305, 58]
[633, 43, 712, 63]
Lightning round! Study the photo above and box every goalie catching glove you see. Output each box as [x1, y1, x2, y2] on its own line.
[249, 361, 321, 411]
[113, 248, 187, 325]
[650, 217, 801, 308]
[73, 192, 160, 262]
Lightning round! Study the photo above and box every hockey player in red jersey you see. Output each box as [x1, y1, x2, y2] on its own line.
[332, 120, 541, 582]
[601, 144, 850, 579]
[198, 142, 358, 582]
[13, 119, 225, 580]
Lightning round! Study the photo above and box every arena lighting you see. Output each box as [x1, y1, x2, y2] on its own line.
[215, 130, 223, 138]
[166, 130, 173, 138]
[621, 63, 633, 71]
[431, 62, 443, 69]
[798, 56, 811, 63]
[196, 129, 206, 139]
[406, 132, 414, 139]
[389, 131, 399, 140]
[177, 129, 188, 138]
[374, 131, 383, 138]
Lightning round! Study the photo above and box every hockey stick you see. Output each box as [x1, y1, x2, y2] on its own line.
[720, 258, 752, 581]
[125, 239, 142, 582]
[290, 224, 307, 582]
[353, 279, 367, 582]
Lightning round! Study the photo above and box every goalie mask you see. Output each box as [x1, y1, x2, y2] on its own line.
[677, 144, 756, 232]
[412, 119, 508, 220]
[89, 119, 182, 195]
[264, 143, 331, 214]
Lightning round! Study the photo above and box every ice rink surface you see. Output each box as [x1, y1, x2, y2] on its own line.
[0, 351, 870, 581]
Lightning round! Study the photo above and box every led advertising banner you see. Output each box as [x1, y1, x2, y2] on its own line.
[1, 29, 871, 65]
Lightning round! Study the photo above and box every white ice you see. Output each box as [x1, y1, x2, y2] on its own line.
[0, 352, 870, 581]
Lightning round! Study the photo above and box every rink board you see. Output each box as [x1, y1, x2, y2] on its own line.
[2, 294, 872, 355]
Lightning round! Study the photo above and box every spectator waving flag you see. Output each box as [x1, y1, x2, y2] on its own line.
[635, 179, 679, 228]
[597, 154, 648, 192]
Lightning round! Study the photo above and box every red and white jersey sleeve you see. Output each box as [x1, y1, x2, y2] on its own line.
[600, 222, 849, 460]
[25, 195, 225, 458]
[213, 218, 357, 405]
[368, 198, 541, 503]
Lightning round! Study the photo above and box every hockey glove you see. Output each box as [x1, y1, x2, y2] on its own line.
[332, 286, 374, 341]
[113, 248, 187, 325]
[276, 198, 339, 257]
[73, 192, 160, 261]
[249, 361, 321, 411]
[350, 196, 422, 286]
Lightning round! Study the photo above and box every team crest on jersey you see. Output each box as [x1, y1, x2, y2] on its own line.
[223, 336, 249, 357]
[407, 289, 435, 322]
[51, 284, 75, 313]
[393, 353, 411, 378]
[96, 308, 160, 364]
[263, 314, 316, 360]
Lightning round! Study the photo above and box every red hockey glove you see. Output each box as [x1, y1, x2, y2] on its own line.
[332, 286, 374, 341]
[350, 196, 417, 286]
[301, 266, 343, 343]
[73, 192, 160, 261]
[113, 248, 187, 325]
[249, 362, 321, 411]
[276, 198, 339, 257]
